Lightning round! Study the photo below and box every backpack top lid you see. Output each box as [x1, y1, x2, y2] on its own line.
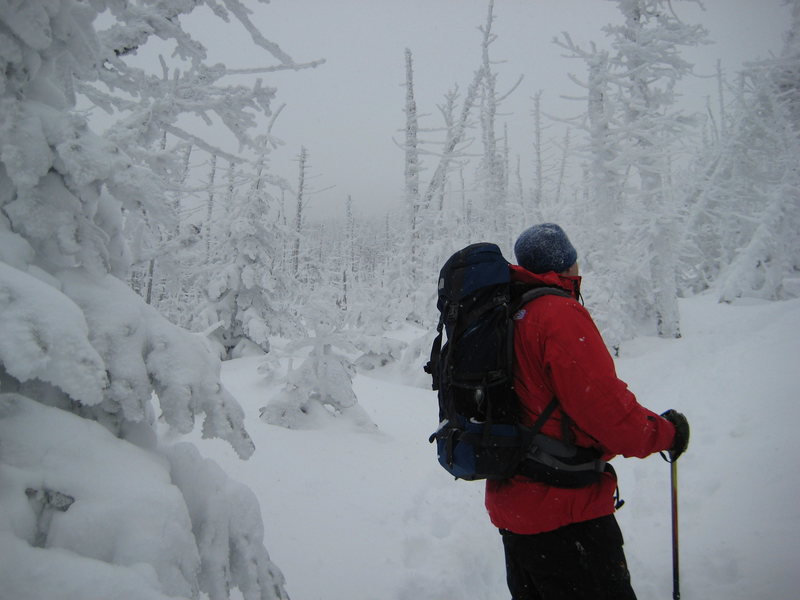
[437, 243, 510, 311]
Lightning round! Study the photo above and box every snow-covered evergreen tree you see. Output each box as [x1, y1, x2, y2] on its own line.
[83, 0, 320, 332]
[0, 1, 306, 597]
[554, 33, 638, 351]
[557, 0, 707, 346]
[259, 310, 376, 432]
[604, 0, 707, 338]
[196, 153, 297, 359]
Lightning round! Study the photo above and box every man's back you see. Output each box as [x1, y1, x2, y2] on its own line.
[485, 264, 674, 535]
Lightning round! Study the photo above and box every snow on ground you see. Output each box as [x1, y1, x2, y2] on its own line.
[189, 292, 800, 600]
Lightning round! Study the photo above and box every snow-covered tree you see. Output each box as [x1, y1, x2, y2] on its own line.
[259, 314, 376, 432]
[397, 48, 474, 321]
[426, 72, 484, 246]
[403, 48, 423, 287]
[84, 0, 322, 164]
[475, 0, 522, 247]
[84, 0, 321, 331]
[556, 0, 707, 347]
[0, 1, 307, 597]
[602, 0, 708, 338]
[681, 0, 800, 301]
[554, 34, 637, 351]
[394, 7, 516, 327]
[198, 158, 298, 359]
[292, 146, 309, 278]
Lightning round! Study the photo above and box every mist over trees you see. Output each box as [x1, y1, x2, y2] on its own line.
[102, 0, 798, 352]
[1, 0, 798, 598]
[392, 0, 798, 347]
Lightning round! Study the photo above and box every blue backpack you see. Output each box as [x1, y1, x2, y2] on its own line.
[425, 243, 607, 484]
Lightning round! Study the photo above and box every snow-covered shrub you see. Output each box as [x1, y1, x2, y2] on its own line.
[260, 325, 376, 431]
[352, 333, 407, 372]
[396, 330, 439, 389]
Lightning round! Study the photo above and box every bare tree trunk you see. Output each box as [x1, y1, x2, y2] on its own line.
[205, 153, 218, 264]
[586, 50, 620, 219]
[403, 48, 421, 285]
[346, 195, 356, 275]
[475, 0, 521, 238]
[554, 128, 570, 207]
[293, 146, 307, 276]
[435, 87, 459, 212]
[144, 129, 170, 305]
[225, 159, 236, 209]
[144, 257, 156, 305]
[503, 122, 510, 196]
[717, 59, 727, 141]
[422, 67, 484, 210]
[479, 0, 502, 226]
[176, 144, 192, 231]
[460, 166, 468, 216]
[648, 179, 682, 339]
[341, 268, 348, 311]
[510, 154, 524, 249]
[532, 90, 544, 214]
[279, 188, 288, 271]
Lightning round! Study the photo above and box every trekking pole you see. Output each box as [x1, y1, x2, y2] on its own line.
[670, 458, 680, 600]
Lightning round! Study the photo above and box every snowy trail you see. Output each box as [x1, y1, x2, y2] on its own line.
[613, 295, 800, 600]
[208, 293, 800, 600]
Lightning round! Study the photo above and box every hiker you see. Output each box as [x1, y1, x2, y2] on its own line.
[486, 223, 689, 600]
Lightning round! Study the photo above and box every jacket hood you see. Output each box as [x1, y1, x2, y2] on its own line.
[509, 264, 581, 299]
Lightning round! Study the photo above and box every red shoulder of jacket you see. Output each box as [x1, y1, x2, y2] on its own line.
[509, 264, 580, 299]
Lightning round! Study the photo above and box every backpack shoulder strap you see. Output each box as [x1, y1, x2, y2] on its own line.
[512, 287, 571, 443]
[513, 285, 571, 312]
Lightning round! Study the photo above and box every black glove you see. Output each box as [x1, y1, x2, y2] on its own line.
[661, 409, 690, 461]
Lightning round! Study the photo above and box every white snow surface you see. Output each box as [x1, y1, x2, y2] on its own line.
[2, 292, 798, 599]
[181, 292, 798, 600]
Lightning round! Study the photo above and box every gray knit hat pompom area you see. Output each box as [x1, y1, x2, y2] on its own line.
[514, 223, 577, 274]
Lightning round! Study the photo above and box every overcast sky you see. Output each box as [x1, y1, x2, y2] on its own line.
[186, 0, 792, 219]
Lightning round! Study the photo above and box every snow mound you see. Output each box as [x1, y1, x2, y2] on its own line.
[0, 393, 199, 599]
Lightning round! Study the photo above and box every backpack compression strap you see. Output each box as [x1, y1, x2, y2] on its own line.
[518, 397, 560, 445]
[424, 314, 444, 391]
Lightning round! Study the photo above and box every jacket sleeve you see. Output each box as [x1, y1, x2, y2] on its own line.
[528, 297, 675, 459]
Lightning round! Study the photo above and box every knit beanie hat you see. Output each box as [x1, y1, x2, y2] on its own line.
[514, 223, 577, 274]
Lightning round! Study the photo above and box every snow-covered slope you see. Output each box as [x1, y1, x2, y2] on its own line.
[192, 292, 800, 600]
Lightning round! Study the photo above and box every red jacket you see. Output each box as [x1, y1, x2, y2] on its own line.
[484, 265, 675, 534]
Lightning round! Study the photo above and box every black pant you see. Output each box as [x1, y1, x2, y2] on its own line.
[501, 515, 637, 600]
